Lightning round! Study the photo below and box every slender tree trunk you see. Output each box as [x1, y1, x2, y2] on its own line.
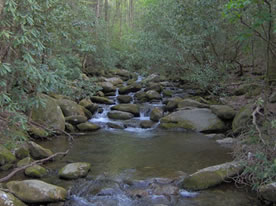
[104, 0, 108, 21]
[96, 0, 100, 19]
[0, 0, 5, 16]
[129, 0, 134, 27]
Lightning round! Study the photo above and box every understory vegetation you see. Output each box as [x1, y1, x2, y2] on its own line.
[0, 0, 276, 193]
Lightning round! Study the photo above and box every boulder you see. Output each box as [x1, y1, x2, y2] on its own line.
[24, 165, 47, 178]
[177, 99, 208, 109]
[99, 82, 116, 93]
[17, 157, 33, 168]
[15, 145, 29, 160]
[77, 122, 100, 131]
[57, 99, 85, 117]
[65, 115, 87, 125]
[0, 190, 27, 206]
[117, 95, 132, 103]
[59, 162, 91, 179]
[0, 145, 16, 166]
[111, 104, 140, 116]
[7, 180, 67, 203]
[232, 104, 253, 133]
[28, 141, 53, 160]
[31, 94, 65, 131]
[140, 120, 155, 129]
[82, 107, 93, 119]
[150, 108, 163, 122]
[144, 74, 160, 83]
[210, 105, 236, 120]
[160, 108, 226, 132]
[162, 89, 173, 97]
[182, 161, 243, 190]
[146, 90, 161, 100]
[119, 83, 142, 94]
[134, 91, 148, 103]
[28, 125, 48, 139]
[91, 96, 113, 105]
[105, 77, 123, 85]
[165, 97, 182, 112]
[145, 83, 163, 93]
[107, 111, 134, 120]
[79, 99, 98, 114]
[259, 182, 276, 202]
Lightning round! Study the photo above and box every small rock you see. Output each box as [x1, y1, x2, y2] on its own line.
[91, 96, 113, 105]
[178, 99, 208, 109]
[119, 83, 142, 94]
[107, 122, 124, 129]
[25, 165, 48, 178]
[65, 115, 87, 125]
[165, 97, 182, 112]
[28, 141, 53, 160]
[150, 108, 163, 122]
[65, 123, 76, 133]
[210, 105, 236, 120]
[57, 99, 85, 117]
[216, 138, 235, 145]
[140, 120, 155, 129]
[28, 125, 48, 139]
[17, 157, 33, 168]
[59, 162, 91, 179]
[117, 95, 132, 103]
[0, 145, 16, 166]
[146, 90, 161, 100]
[15, 145, 30, 160]
[111, 104, 140, 116]
[99, 82, 116, 93]
[107, 111, 134, 120]
[77, 122, 100, 132]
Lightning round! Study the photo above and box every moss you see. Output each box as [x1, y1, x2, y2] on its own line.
[0, 145, 16, 166]
[25, 165, 47, 178]
[232, 104, 253, 133]
[160, 122, 195, 130]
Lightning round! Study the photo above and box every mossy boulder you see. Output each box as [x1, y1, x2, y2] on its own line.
[232, 104, 253, 133]
[17, 157, 33, 167]
[0, 190, 27, 206]
[76, 122, 100, 131]
[15, 145, 30, 160]
[111, 104, 140, 116]
[28, 141, 53, 160]
[59, 162, 91, 179]
[259, 182, 276, 202]
[117, 95, 132, 103]
[234, 83, 262, 96]
[79, 99, 98, 114]
[65, 115, 87, 125]
[165, 97, 182, 112]
[143, 74, 160, 83]
[28, 125, 48, 139]
[99, 82, 116, 93]
[177, 99, 208, 109]
[104, 77, 123, 85]
[134, 91, 148, 103]
[107, 111, 134, 120]
[146, 90, 161, 100]
[7, 180, 67, 203]
[57, 99, 85, 117]
[210, 105, 236, 120]
[150, 108, 163, 122]
[107, 122, 125, 129]
[140, 120, 155, 129]
[65, 123, 76, 133]
[31, 94, 65, 131]
[0, 145, 16, 166]
[145, 83, 163, 93]
[119, 83, 142, 94]
[160, 108, 226, 132]
[91, 96, 113, 105]
[163, 89, 173, 97]
[182, 161, 243, 190]
[25, 165, 48, 178]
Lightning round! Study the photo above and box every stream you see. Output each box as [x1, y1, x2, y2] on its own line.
[36, 76, 258, 205]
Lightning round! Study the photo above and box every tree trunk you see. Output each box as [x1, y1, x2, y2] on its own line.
[129, 0, 134, 27]
[96, 0, 100, 19]
[104, 0, 108, 21]
[0, 0, 5, 16]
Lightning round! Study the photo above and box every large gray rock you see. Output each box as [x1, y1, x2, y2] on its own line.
[28, 141, 53, 160]
[107, 111, 134, 120]
[59, 162, 91, 179]
[232, 104, 253, 133]
[0, 145, 16, 166]
[0, 190, 27, 206]
[182, 161, 243, 190]
[91, 96, 113, 105]
[259, 182, 276, 202]
[210, 105, 236, 120]
[7, 180, 67, 203]
[111, 104, 140, 116]
[31, 94, 65, 131]
[77, 122, 100, 131]
[160, 108, 226, 132]
[57, 99, 85, 117]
